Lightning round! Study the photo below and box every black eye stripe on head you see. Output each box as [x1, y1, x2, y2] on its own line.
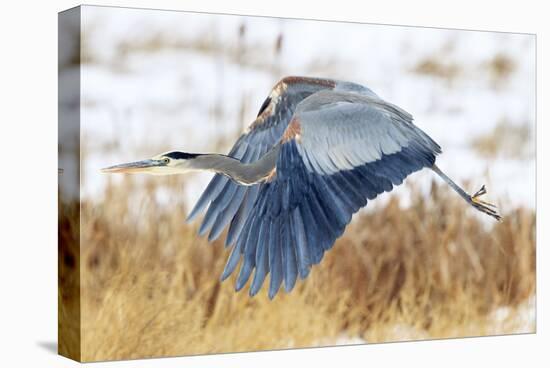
[164, 152, 202, 160]
[257, 96, 271, 117]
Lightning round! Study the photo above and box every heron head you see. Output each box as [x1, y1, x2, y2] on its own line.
[101, 151, 202, 175]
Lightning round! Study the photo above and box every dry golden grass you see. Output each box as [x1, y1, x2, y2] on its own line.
[412, 59, 461, 82]
[58, 200, 81, 360]
[485, 53, 516, 88]
[60, 176, 535, 362]
[471, 119, 533, 159]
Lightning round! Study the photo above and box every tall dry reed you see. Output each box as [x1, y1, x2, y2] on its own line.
[60, 176, 534, 361]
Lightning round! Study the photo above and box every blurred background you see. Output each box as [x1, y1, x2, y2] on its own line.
[59, 6, 535, 362]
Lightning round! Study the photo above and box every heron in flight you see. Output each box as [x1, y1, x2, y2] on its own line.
[102, 76, 501, 299]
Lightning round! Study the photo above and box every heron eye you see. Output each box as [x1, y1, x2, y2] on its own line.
[162, 158, 170, 164]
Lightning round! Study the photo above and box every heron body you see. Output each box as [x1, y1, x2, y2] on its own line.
[102, 76, 500, 299]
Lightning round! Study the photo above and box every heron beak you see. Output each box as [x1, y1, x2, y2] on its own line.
[101, 159, 164, 174]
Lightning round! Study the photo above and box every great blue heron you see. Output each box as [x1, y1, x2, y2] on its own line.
[102, 76, 501, 299]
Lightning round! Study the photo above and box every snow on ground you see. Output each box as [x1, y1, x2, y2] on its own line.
[73, 6, 535, 214]
[488, 295, 536, 335]
[326, 295, 535, 346]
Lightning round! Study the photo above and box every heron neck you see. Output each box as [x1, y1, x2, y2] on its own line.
[190, 146, 280, 185]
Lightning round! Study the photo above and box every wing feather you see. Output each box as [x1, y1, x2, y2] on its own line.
[281, 216, 298, 292]
[225, 185, 260, 246]
[220, 90, 441, 297]
[250, 220, 270, 296]
[208, 186, 247, 241]
[268, 218, 284, 298]
[198, 181, 238, 236]
[188, 90, 298, 244]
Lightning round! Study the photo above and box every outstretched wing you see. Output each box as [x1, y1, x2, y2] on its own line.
[221, 90, 442, 298]
[187, 77, 341, 245]
[186, 95, 292, 245]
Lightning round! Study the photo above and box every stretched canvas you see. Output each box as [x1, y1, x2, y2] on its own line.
[58, 5, 536, 362]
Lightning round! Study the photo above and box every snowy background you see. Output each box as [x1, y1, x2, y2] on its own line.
[71, 6, 535, 215]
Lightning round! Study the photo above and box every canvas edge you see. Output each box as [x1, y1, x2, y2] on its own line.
[58, 5, 82, 363]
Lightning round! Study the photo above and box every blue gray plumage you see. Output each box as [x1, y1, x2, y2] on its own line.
[181, 76, 499, 299]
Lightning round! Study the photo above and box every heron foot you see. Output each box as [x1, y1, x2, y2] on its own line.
[469, 185, 501, 221]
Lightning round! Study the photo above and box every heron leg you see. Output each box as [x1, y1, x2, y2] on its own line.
[431, 164, 501, 221]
